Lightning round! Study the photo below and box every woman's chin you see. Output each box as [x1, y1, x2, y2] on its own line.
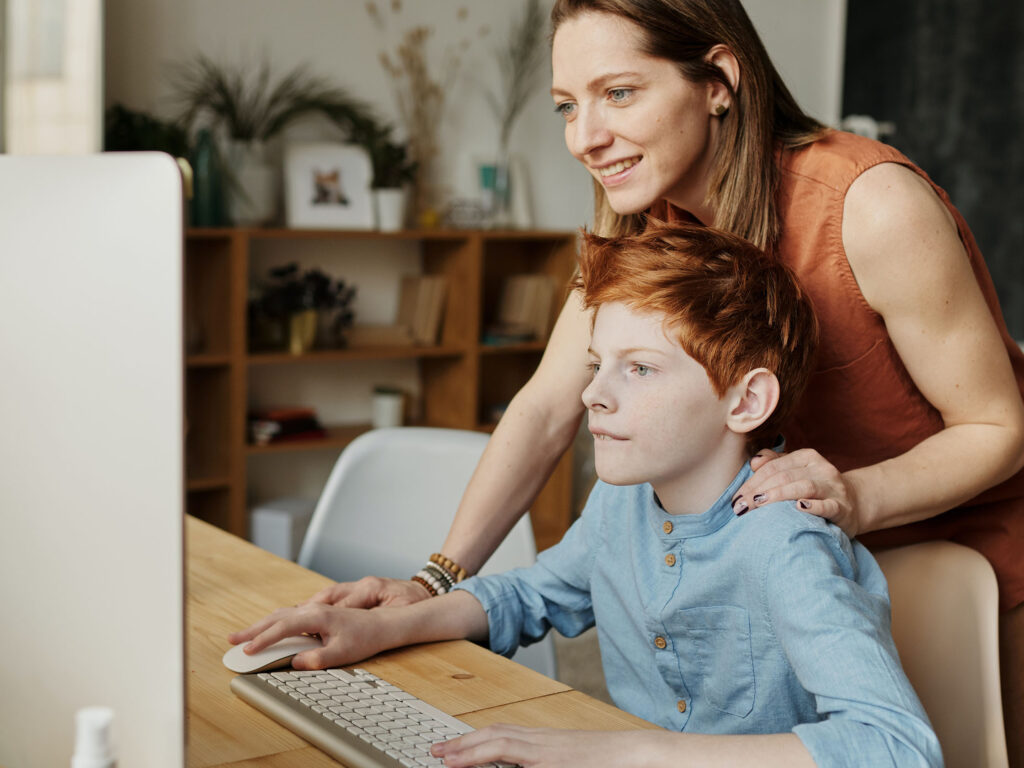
[603, 187, 658, 217]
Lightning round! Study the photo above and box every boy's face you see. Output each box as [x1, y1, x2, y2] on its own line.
[583, 301, 733, 492]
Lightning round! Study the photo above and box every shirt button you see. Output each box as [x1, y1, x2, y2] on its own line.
[663, 521, 673, 534]
[677, 700, 687, 713]
[654, 636, 667, 650]
[664, 554, 676, 567]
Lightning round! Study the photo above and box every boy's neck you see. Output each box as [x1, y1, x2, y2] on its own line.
[651, 438, 750, 516]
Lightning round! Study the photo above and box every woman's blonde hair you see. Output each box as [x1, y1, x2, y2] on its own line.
[550, 0, 827, 251]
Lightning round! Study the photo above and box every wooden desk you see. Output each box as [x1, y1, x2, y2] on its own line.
[186, 516, 656, 767]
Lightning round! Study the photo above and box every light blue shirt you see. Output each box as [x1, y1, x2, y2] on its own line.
[456, 464, 942, 767]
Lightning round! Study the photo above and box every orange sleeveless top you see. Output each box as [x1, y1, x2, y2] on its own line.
[659, 130, 1024, 611]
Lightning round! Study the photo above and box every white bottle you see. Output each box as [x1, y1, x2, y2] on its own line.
[71, 707, 117, 768]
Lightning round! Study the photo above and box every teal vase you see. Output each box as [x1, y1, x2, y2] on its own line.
[190, 129, 226, 227]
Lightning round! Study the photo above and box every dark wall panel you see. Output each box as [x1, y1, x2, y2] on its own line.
[843, 1, 1024, 336]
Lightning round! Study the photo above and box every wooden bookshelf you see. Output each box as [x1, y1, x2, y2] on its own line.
[184, 227, 578, 551]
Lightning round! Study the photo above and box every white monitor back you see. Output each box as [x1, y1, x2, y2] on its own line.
[0, 153, 185, 767]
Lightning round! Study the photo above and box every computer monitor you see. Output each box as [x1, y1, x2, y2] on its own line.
[0, 153, 186, 767]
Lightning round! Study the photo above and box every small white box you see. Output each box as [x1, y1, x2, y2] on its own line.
[250, 497, 316, 561]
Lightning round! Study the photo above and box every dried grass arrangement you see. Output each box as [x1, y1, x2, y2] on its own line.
[366, 0, 476, 225]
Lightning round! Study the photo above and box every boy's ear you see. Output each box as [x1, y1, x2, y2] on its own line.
[725, 368, 779, 435]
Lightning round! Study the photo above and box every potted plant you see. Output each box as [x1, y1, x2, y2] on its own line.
[362, 123, 417, 231]
[171, 56, 383, 226]
[249, 263, 357, 354]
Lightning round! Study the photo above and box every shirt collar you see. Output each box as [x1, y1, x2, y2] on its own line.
[646, 463, 752, 540]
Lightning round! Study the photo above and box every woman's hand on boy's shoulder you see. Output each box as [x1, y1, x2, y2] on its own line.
[303, 575, 432, 609]
[734, 449, 864, 538]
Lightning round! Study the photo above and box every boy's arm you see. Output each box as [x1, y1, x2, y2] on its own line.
[763, 527, 943, 768]
[228, 590, 489, 670]
[434, 726, 815, 768]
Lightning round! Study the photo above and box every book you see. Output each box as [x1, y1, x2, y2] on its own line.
[484, 274, 557, 344]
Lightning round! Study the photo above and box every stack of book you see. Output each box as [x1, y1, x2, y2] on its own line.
[346, 275, 448, 347]
[248, 406, 326, 446]
[482, 274, 558, 345]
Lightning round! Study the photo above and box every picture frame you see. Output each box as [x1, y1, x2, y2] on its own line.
[284, 142, 374, 229]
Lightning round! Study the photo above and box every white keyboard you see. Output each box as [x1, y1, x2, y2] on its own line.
[230, 667, 518, 768]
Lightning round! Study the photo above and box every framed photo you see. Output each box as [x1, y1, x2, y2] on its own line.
[284, 142, 374, 229]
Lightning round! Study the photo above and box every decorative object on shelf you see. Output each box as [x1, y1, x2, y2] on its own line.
[346, 274, 447, 348]
[248, 262, 357, 353]
[248, 406, 326, 446]
[374, 187, 407, 232]
[283, 142, 375, 230]
[367, 1, 475, 228]
[482, 273, 557, 345]
[445, 198, 489, 229]
[170, 55, 382, 226]
[364, 123, 417, 231]
[481, 0, 545, 228]
[371, 386, 406, 429]
[188, 128, 228, 227]
[289, 309, 318, 355]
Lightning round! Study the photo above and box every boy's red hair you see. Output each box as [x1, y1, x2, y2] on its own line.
[576, 221, 818, 451]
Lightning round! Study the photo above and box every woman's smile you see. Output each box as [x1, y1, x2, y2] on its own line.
[551, 11, 720, 217]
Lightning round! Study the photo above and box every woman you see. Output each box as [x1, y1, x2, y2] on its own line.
[284, 0, 1024, 761]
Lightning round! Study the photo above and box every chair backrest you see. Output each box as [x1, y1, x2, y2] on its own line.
[874, 540, 1008, 768]
[298, 427, 558, 678]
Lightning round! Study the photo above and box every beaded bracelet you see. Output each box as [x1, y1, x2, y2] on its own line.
[413, 567, 448, 596]
[410, 574, 438, 597]
[423, 562, 455, 592]
[429, 552, 468, 583]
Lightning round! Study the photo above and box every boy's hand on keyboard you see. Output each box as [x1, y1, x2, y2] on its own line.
[227, 603, 388, 670]
[303, 576, 431, 609]
[430, 724, 647, 768]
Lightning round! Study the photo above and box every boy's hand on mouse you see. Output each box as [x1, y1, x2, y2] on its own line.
[431, 725, 654, 768]
[227, 603, 388, 669]
[302, 575, 431, 609]
[733, 448, 863, 538]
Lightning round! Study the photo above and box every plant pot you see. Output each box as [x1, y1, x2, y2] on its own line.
[288, 310, 317, 355]
[374, 187, 407, 232]
[226, 139, 277, 226]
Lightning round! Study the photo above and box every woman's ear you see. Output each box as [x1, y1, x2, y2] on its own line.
[725, 368, 779, 435]
[705, 44, 740, 113]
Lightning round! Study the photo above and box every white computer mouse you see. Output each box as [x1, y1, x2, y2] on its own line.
[222, 635, 323, 674]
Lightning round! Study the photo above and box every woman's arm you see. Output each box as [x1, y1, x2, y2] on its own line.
[441, 289, 593, 572]
[304, 291, 594, 608]
[737, 162, 1024, 536]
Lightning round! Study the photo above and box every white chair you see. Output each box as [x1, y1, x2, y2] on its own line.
[298, 427, 558, 679]
[874, 540, 1008, 768]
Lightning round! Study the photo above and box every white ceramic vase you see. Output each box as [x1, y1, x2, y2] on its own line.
[226, 139, 277, 227]
[374, 187, 408, 232]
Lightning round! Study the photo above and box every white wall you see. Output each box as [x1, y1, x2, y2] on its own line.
[102, 0, 846, 508]
[104, 0, 846, 231]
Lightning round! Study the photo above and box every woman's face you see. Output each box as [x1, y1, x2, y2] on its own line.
[551, 11, 719, 217]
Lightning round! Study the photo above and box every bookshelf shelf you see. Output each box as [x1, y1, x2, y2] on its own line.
[187, 476, 232, 492]
[246, 344, 465, 366]
[246, 424, 371, 455]
[184, 227, 578, 551]
[187, 354, 232, 368]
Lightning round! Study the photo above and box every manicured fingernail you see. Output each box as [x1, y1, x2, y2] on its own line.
[754, 452, 766, 459]
[752, 493, 766, 504]
[731, 493, 743, 506]
[733, 499, 748, 515]
[799, 500, 811, 510]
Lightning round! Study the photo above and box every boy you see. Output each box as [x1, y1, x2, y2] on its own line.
[232, 223, 941, 767]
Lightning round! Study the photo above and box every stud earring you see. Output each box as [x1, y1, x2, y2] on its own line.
[713, 104, 728, 116]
